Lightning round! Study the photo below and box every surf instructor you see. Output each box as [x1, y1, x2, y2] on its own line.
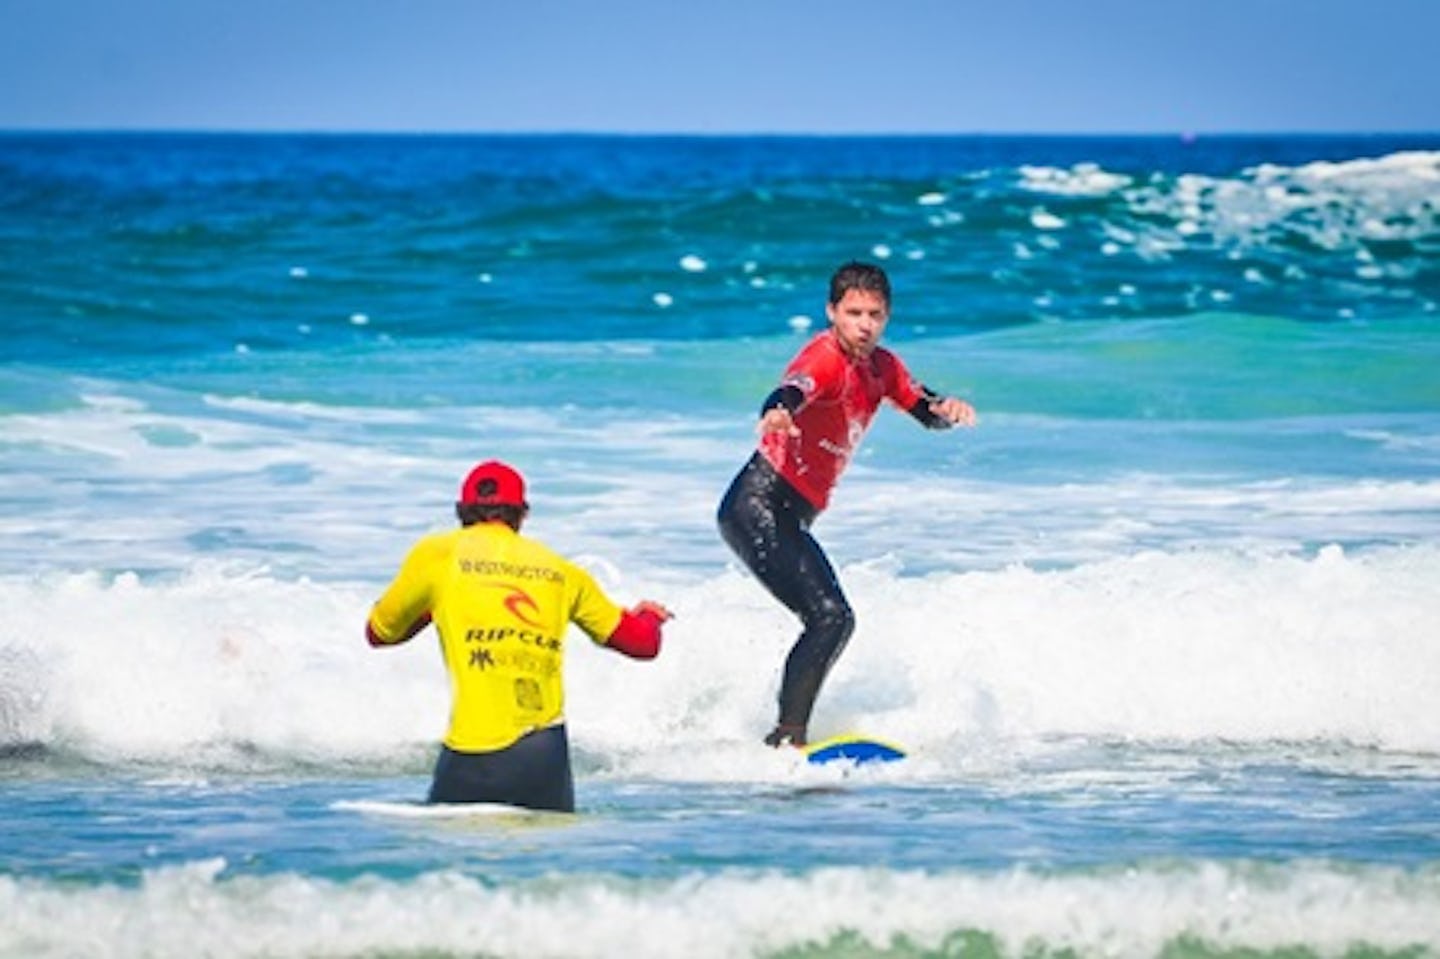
[717, 261, 975, 748]
[366, 460, 672, 811]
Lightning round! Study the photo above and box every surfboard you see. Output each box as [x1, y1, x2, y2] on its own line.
[332, 799, 555, 820]
[804, 734, 906, 766]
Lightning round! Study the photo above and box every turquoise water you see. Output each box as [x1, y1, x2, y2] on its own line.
[2, 133, 1439, 957]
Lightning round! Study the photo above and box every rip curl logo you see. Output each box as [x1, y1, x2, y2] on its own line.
[782, 373, 815, 395]
[501, 586, 543, 627]
[475, 581, 543, 627]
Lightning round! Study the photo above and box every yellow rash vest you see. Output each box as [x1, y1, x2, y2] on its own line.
[367, 522, 625, 752]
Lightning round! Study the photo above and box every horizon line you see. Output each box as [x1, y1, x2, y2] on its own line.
[3, 127, 1439, 139]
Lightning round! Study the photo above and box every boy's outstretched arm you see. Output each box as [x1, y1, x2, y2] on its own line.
[908, 386, 976, 429]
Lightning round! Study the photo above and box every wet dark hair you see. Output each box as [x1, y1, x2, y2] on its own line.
[828, 260, 891, 307]
[456, 503, 527, 529]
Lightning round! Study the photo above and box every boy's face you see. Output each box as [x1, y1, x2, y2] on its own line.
[826, 288, 889, 358]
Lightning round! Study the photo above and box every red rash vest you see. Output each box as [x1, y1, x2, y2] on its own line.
[758, 330, 926, 511]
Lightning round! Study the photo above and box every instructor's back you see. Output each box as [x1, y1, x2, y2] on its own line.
[366, 460, 671, 812]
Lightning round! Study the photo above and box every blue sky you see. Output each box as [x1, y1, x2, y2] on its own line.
[2, 0, 1436, 133]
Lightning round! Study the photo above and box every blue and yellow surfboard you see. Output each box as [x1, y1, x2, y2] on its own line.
[804, 734, 907, 766]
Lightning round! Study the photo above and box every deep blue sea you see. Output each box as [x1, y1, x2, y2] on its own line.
[2, 133, 1440, 957]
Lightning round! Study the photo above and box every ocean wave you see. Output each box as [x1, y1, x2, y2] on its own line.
[1, 858, 1437, 959]
[3, 543, 1437, 773]
[6, 137, 1439, 366]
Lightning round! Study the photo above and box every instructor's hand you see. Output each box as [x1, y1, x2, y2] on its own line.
[631, 600, 673, 622]
[930, 396, 976, 427]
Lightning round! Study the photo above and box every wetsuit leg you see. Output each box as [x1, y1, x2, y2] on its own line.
[717, 453, 856, 741]
[427, 724, 575, 812]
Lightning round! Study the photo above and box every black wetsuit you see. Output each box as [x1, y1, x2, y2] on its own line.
[428, 725, 574, 811]
[717, 372, 950, 745]
[717, 453, 855, 744]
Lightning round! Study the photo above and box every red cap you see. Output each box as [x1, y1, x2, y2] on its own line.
[458, 460, 527, 508]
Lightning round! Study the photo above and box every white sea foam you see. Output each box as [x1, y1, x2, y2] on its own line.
[0, 858, 1436, 959]
[200, 393, 427, 424]
[5, 365, 1440, 603]
[1010, 150, 1439, 274]
[1019, 163, 1133, 197]
[1125, 150, 1440, 252]
[2, 542, 1437, 772]
[1029, 208, 1066, 230]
